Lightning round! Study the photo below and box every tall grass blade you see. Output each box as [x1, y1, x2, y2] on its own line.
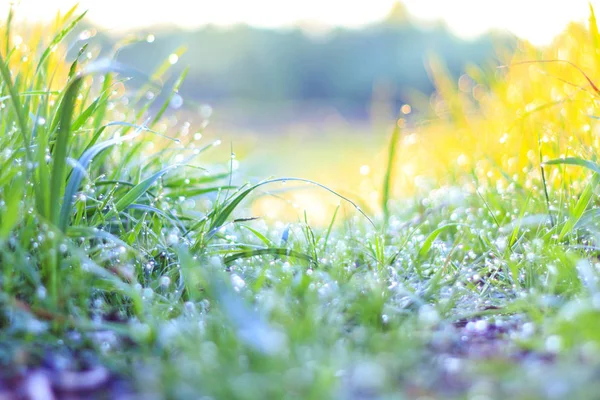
[224, 248, 314, 266]
[50, 76, 84, 227]
[5, 5, 13, 56]
[322, 204, 340, 253]
[209, 177, 375, 235]
[149, 67, 189, 128]
[590, 4, 600, 69]
[544, 157, 600, 175]
[0, 52, 30, 160]
[241, 225, 274, 247]
[67, 43, 88, 81]
[382, 121, 400, 226]
[35, 9, 88, 75]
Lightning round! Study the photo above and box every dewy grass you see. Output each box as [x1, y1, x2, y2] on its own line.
[5, 4, 600, 399]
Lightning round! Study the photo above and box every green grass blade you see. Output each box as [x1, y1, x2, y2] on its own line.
[0, 52, 30, 160]
[165, 186, 236, 199]
[71, 96, 104, 132]
[50, 76, 84, 227]
[382, 120, 401, 225]
[544, 157, 600, 175]
[5, 5, 13, 56]
[224, 248, 315, 265]
[209, 177, 375, 235]
[35, 10, 88, 75]
[322, 204, 340, 253]
[127, 204, 185, 231]
[0, 175, 24, 239]
[0, 91, 60, 103]
[240, 225, 274, 247]
[417, 224, 458, 259]
[558, 175, 599, 240]
[151, 46, 187, 82]
[67, 43, 88, 81]
[110, 165, 178, 216]
[67, 226, 138, 256]
[93, 73, 112, 131]
[149, 67, 189, 128]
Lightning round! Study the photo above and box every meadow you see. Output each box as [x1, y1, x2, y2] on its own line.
[4, 4, 600, 399]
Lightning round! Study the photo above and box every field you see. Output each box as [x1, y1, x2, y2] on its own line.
[4, 5, 600, 399]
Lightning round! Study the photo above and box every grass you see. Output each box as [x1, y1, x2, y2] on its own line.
[5, 4, 600, 399]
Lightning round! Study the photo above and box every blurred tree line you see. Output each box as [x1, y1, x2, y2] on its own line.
[82, 3, 513, 119]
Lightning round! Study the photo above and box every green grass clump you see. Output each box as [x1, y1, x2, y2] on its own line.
[5, 5, 600, 400]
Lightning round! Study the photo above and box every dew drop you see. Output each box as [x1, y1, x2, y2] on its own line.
[168, 53, 179, 65]
[170, 94, 183, 109]
[159, 276, 171, 288]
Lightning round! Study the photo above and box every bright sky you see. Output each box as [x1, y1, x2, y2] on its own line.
[2, 0, 598, 45]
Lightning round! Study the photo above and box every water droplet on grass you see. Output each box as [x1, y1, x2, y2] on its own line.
[231, 274, 246, 292]
[443, 357, 462, 373]
[36, 286, 47, 300]
[351, 362, 386, 391]
[170, 94, 183, 109]
[184, 301, 196, 315]
[199, 104, 213, 119]
[159, 276, 171, 288]
[79, 30, 92, 40]
[167, 232, 179, 245]
[168, 53, 179, 64]
[474, 319, 488, 333]
[546, 335, 562, 353]
[142, 287, 154, 300]
[419, 305, 439, 325]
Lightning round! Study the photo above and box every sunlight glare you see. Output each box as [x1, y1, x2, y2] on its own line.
[3, 0, 597, 44]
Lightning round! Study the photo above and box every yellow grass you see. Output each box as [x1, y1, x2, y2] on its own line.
[252, 11, 600, 223]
